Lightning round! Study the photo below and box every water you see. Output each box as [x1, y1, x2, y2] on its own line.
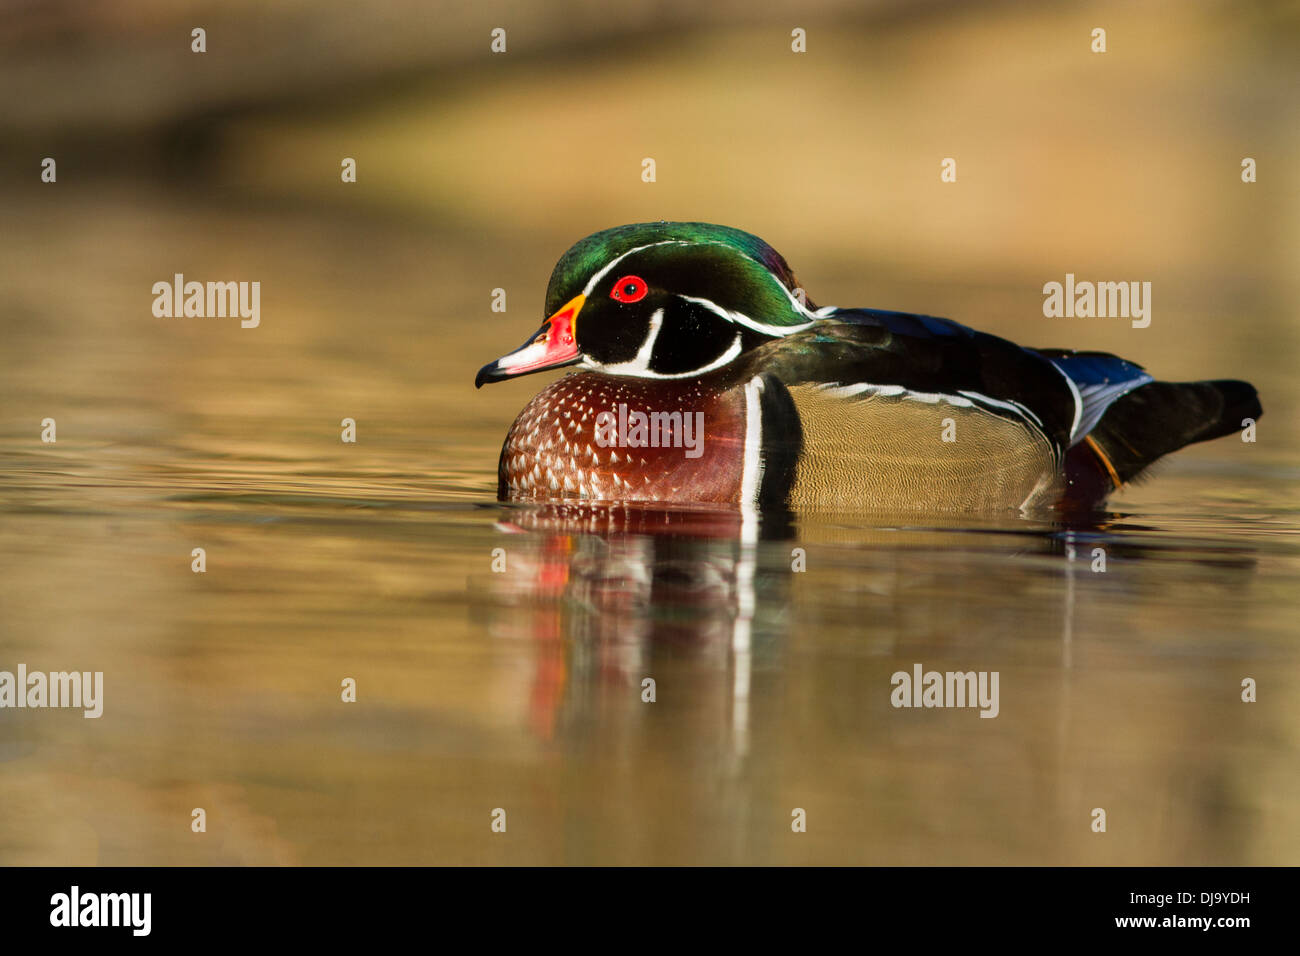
[1, 192, 1298, 865]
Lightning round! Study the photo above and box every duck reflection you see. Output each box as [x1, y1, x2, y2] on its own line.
[477, 504, 791, 752]
[474, 502, 1259, 757]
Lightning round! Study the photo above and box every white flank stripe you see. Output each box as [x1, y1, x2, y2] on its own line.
[817, 382, 875, 398]
[1051, 364, 1084, 442]
[956, 390, 1044, 428]
[816, 382, 975, 408]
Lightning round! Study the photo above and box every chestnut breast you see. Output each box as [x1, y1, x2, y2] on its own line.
[498, 372, 751, 503]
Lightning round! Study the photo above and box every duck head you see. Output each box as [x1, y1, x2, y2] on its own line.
[475, 222, 817, 387]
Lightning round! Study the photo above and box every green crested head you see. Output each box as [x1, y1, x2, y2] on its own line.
[543, 221, 813, 317]
[476, 222, 819, 387]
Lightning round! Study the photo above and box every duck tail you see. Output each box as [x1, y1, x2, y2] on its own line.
[1082, 379, 1261, 485]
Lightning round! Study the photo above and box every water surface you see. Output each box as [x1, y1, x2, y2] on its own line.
[1, 191, 1297, 865]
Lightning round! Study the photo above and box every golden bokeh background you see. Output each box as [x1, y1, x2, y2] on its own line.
[0, 0, 1297, 865]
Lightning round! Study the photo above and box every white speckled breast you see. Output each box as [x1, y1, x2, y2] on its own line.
[498, 372, 752, 504]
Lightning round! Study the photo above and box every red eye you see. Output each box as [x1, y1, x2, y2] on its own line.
[610, 275, 648, 303]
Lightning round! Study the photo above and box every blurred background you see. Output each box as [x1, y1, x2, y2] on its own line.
[0, 0, 1297, 864]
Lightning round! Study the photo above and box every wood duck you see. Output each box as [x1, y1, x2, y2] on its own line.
[475, 222, 1261, 513]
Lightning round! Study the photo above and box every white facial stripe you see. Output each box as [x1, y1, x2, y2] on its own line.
[676, 294, 815, 337]
[775, 279, 820, 319]
[581, 238, 817, 318]
[585, 331, 743, 379]
[692, 333, 744, 375]
[581, 241, 681, 297]
[629, 307, 665, 366]
[574, 236, 816, 380]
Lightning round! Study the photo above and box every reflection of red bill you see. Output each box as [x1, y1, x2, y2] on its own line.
[475, 294, 585, 387]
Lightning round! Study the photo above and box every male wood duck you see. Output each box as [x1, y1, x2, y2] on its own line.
[475, 222, 1260, 513]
